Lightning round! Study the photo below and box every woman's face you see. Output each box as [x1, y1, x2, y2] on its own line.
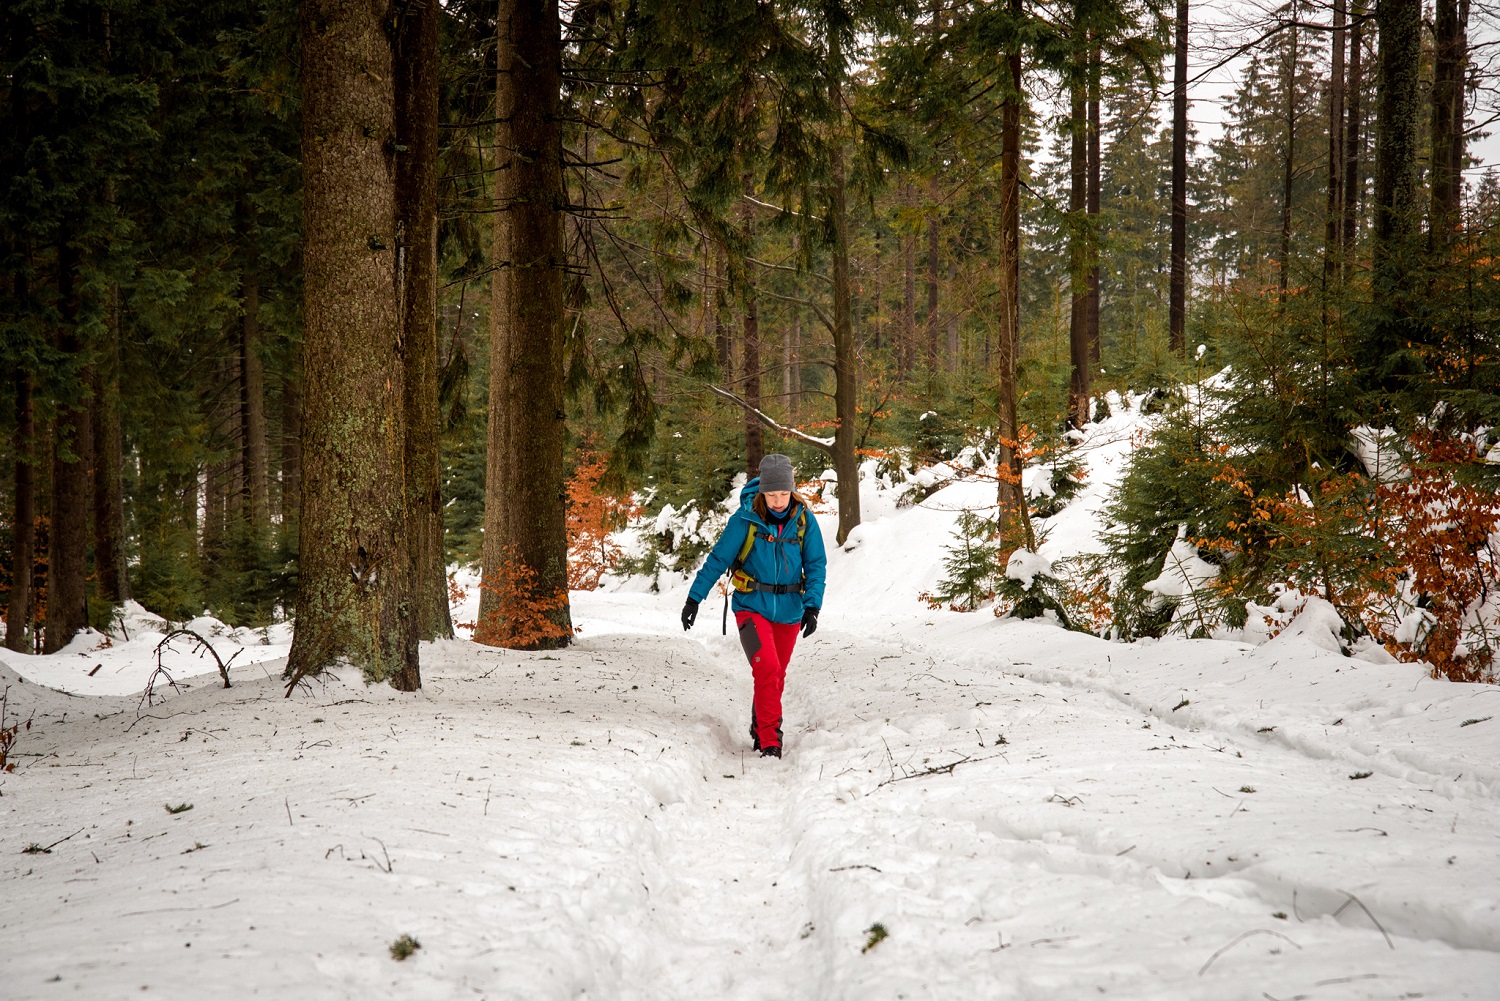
[763, 490, 791, 512]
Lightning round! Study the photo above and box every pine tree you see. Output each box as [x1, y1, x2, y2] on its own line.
[287, 0, 419, 688]
[477, 0, 573, 649]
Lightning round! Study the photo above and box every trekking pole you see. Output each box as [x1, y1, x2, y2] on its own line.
[722, 589, 729, 635]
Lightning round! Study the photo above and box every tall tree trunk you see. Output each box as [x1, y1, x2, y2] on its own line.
[91, 287, 127, 607]
[996, 0, 1033, 550]
[478, 0, 572, 649]
[47, 244, 89, 654]
[742, 291, 763, 472]
[1429, 0, 1467, 251]
[1371, 0, 1422, 310]
[1343, 8, 1365, 247]
[1169, 0, 1189, 357]
[714, 245, 730, 376]
[280, 368, 302, 536]
[741, 181, 763, 473]
[288, 0, 418, 688]
[1068, 54, 1089, 430]
[238, 198, 270, 536]
[789, 298, 801, 418]
[900, 181, 916, 377]
[1325, 0, 1347, 286]
[925, 179, 941, 382]
[1279, 7, 1299, 298]
[396, 0, 454, 641]
[6, 373, 34, 653]
[1086, 39, 1101, 367]
[826, 34, 861, 547]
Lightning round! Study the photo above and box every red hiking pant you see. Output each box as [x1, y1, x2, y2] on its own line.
[734, 611, 801, 750]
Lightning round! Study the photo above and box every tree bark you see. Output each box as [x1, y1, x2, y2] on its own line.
[6, 373, 34, 653]
[1343, 8, 1365, 248]
[47, 244, 89, 654]
[900, 181, 916, 377]
[287, 0, 418, 689]
[91, 286, 128, 607]
[1429, 0, 1467, 251]
[478, 0, 573, 648]
[714, 245, 730, 376]
[1324, 0, 1347, 286]
[1068, 52, 1089, 430]
[238, 198, 270, 537]
[996, 0, 1032, 550]
[280, 367, 302, 535]
[1169, 0, 1188, 357]
[1372, 0, 1422, 309]
[1086, 39, 1101, 367]
[826, 33, 861, 547]
[396, 0, 454, 641]
[741, 180, 763, 473]
[789, 293, 801, 418]
[925, 179, 941, 382]
[1278, 7, 1299, 298]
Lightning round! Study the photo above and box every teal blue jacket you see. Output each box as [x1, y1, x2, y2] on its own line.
[688, 478, 827, 624]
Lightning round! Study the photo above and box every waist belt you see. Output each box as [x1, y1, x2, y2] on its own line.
[745, 581, 804, 595]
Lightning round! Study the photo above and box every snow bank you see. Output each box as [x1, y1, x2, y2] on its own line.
[1, 601, 292, 697]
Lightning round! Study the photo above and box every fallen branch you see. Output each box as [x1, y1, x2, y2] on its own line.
[154, 629, 239, 691]
[1332, 890, 1395, 949]
[876, 752, 1005, 788]
[1198, 929, 1302, 976]
[21, 827, 84, 854]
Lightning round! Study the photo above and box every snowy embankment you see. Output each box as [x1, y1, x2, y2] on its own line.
[3, 392, 1498, 999]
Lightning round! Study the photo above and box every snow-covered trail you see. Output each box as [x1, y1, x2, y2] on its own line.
[4, 591, 1499, 1000]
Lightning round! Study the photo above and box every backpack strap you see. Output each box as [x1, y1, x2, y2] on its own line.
[726, 506, 808, 594]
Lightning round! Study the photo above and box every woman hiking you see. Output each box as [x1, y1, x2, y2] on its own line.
[680, 454, 827, 759]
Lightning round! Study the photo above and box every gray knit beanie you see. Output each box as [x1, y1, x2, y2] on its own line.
[758, 453, 795, 493]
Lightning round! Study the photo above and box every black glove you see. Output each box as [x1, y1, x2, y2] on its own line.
[681, 599, 699, 631]
[800, 607, 819, 638]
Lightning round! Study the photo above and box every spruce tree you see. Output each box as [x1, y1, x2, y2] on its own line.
[477, 0, 573, 649]
[287, 0, 419, 688]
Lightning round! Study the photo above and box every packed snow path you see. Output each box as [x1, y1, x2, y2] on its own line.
[4, 590, 1499, 1000]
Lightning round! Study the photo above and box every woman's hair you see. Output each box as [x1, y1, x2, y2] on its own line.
[753, 489, 805, 521]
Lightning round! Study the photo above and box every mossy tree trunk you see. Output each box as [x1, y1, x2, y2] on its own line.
[478, 0, 573, 649]
[396, 0, 454, 641]
[287, 0, 419, 689]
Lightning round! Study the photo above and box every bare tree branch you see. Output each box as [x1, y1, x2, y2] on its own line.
[708, 385, 835, 453]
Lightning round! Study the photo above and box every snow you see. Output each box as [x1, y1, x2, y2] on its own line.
[1005, 549, 1053, 590]
[3, 398, 1499, 999]
[1350, 426, 1407, 483]
[1141, 528, 1222, 635]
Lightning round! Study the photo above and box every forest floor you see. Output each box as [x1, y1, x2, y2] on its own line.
[3, 394, 1499, 1000]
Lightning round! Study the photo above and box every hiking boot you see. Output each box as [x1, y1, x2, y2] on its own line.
[760, 746, 782, 759]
